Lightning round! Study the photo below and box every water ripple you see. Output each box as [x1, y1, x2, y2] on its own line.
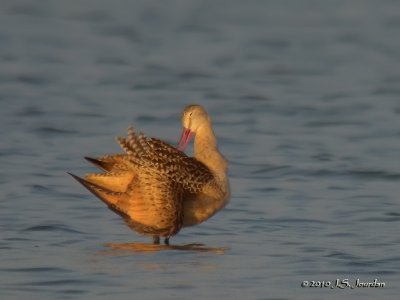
[2, 267, 71, 273]
[32, 127, 78, 136]
[251, 166, 400, 181]
[21, 223, 83, 234]
[16, 106, 46, 117]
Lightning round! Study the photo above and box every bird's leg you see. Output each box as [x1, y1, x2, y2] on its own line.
[153, 236, 160, 244]
[164, 237, 170, 245]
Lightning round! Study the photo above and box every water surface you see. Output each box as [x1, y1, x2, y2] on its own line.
[1, 1, 400, 299]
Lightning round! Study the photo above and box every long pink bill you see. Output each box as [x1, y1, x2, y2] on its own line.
[177, 128, 193, 151]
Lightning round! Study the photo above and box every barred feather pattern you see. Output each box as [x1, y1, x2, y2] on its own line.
[117, 127, 217, 195]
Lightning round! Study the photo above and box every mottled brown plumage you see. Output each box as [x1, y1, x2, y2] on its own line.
[69, 105, 229, 244]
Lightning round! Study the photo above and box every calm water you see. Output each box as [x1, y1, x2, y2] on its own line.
[1, 1, 400, 299]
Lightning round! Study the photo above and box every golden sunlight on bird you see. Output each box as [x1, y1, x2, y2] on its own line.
[69, 105, 230, 245]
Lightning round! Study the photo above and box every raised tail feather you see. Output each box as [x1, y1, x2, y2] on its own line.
[67, 172, 129, 219]
[84, 155, 127, 172]
[84, 171, 135, 193]
[84, 157, 111, 170]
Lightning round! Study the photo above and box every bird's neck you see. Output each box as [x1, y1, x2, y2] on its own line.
[194, 123, 228, 179]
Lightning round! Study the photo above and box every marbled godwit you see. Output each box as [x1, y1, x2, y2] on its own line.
[69, 105, 230, 245]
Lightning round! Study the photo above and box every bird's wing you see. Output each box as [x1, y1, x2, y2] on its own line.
[118, 127, 215, 194]
[69, 170, 184, 237]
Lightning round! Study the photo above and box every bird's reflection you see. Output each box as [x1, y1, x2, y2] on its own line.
[101, 242, 228, 254]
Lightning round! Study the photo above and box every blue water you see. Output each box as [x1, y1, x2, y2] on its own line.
[1, 1, 400, 299]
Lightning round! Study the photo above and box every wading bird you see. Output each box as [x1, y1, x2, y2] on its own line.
[69, 105, 230, 245]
